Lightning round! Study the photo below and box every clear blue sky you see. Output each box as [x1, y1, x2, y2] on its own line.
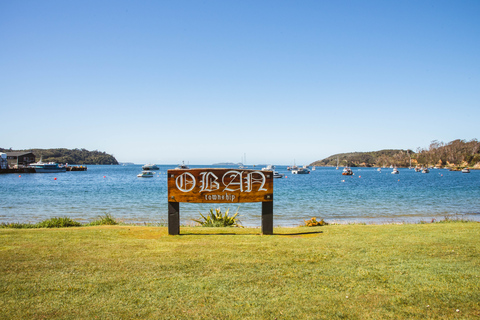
[1, 1, 479, 165]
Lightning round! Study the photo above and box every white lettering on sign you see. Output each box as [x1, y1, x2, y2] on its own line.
[222, 170, 244, 192]
[244, 171, 267, 192]
[204, 194, 236, 202]
[199, 171, 220, 192]
[174, 170, 268, 194]
[175, 172, 196, 192]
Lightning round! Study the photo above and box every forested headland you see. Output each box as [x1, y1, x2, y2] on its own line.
[0, 148, 118, 165]
[310, 149, 414, 168]
[310, 139, 480, 168]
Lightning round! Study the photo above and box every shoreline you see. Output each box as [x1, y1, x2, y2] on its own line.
[2, 213, 479, 229]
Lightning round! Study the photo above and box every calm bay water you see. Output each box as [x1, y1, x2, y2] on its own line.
[1, 165, 479, 226]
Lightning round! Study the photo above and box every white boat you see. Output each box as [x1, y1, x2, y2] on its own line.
[262, 165, 284, 178]
[391, 167, 399, 174]
[142, 164, 159, 170]
[292, 167, 310, 174]
[273, 172, 284, 178]
[29, 161, 66, 173]
[175, 161, 189, 169]
[239, 154, 247, 169]
[137, 171, 155, 178]
[288, 160, 298, 171]
[342, 167, 353, 175]
[312, 166, 316, 171]
[422, 168, 429, 173]
[462, 168, 470, 173]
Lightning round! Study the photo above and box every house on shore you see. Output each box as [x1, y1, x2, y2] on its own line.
[5, 152, 36, 168]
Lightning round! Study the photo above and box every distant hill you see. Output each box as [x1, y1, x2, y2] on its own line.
[0, 148, 118, 165]
[309, 149, 414, 167]
[212, 162, 242, 166]
[310, 139, 480, 168]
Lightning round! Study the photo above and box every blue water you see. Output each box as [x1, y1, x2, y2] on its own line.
[1, 165, 479, 226]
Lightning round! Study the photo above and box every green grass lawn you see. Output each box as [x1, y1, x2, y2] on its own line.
[1, 223, 479, 319]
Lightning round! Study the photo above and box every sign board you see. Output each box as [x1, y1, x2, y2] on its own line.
[168, 168, 274, 203]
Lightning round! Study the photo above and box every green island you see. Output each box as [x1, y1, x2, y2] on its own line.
[1, 221, 479, 319]
[310, 139, 480, 169]
[0, 148, 118, 165]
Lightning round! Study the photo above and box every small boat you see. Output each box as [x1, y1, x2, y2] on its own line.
[175, 161, 190, 170]
[342, 167, 353, 175]
[462, 168, 470, 173]
[142, 164, 159, 170]
[137, 171, 155, 178]
[29, 160, 66, 173]
[288, 159, 299, 171]
[292, 167, 310, 174]
[262, 165, 285, 178]
[312, 166, 316, 171]
[239, 154, 247, 169]
[273, 172, 284, 178]
[422, 168, 429, 173]
[288, 163, 298, 171]
[377, 167, 382, 172]
[391, 167, 399, 174]
[414, 167, 421, 172]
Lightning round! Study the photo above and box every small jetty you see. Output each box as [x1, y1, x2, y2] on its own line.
[0, 165, 87, 174]
[66, 165, 87, 172]
[0, 167, 36, 174]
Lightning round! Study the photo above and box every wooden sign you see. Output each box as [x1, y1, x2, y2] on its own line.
[168, 168, 273, 203]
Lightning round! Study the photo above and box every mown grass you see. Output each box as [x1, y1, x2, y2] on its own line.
[0, 223, 479, 319]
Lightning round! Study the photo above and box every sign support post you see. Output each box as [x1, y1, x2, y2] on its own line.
[261, 201, 273, 235]
[168, 202, 180, 236]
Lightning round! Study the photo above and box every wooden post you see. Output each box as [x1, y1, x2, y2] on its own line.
[168, 202, 180, 235]
[262, 201, 273, 235]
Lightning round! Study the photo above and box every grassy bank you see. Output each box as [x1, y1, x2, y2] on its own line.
[1, 223, 479, 319]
